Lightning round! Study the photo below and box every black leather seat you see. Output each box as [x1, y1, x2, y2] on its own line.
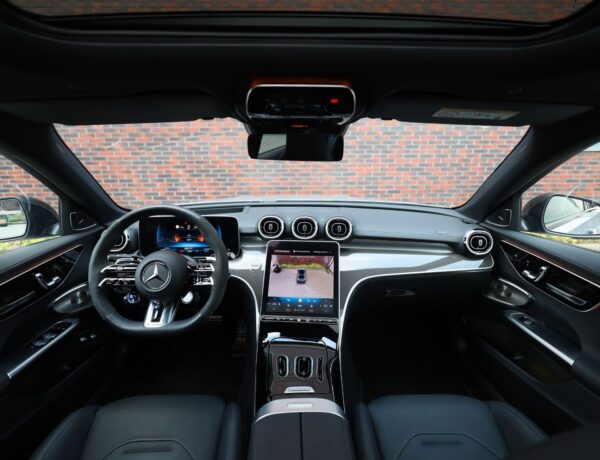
[354, 394, 546, 460]
[31, 395, 242, 460]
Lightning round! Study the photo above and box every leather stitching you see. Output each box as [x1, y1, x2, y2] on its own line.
[394, 432, 504, 460]
[101, 438, 194, 460]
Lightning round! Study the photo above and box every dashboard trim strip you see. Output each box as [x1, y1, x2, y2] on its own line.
[230, 274, 260, 417]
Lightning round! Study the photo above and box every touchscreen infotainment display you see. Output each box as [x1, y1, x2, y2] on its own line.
[262, 240, 339, 318]
[139, 216, 240, 257]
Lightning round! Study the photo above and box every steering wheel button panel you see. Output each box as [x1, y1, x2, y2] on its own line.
[193, 276, 214, 286]
[98, 277, 135, 287]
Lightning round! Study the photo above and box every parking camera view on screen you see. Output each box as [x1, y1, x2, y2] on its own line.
[268, 254, 334, 299]
[264, 250, 336, 317]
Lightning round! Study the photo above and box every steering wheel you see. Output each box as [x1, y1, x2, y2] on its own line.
[88, 205, 229, 336]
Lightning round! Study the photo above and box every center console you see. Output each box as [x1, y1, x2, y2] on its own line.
[252, 240, 351, 458]
[264, 335, 338, 400]
[257, 240, 342, 404]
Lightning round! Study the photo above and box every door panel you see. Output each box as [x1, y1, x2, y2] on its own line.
[0, 228, 117, 457]
[466, 228, 600, 434]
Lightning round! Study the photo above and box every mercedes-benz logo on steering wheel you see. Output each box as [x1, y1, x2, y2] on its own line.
[142, 262, 171, 290]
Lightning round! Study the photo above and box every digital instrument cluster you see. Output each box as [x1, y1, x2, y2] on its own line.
[139, 216, 240, 258]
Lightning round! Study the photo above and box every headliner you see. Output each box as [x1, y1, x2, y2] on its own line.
[0, 1, 599, 127]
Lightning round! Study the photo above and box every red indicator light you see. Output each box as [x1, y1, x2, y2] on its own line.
[329, 97, 339, 104]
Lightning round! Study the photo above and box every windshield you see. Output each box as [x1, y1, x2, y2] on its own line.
[56, 119, 528, 209]
[8, 0, 594, 23]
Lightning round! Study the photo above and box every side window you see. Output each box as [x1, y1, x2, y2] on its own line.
[521, 145, 600, 252]
[0, 154, 61, 253]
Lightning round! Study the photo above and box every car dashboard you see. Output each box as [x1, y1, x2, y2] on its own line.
[116, 201, 494, 328]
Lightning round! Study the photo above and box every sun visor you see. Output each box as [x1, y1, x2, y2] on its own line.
[0, 92, 229, 125]
[368, 94, 592, 126]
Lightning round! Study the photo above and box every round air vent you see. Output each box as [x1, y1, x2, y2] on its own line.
[258, 216, 284, 240]
[291, 216, 318, 240]
[326, 217, 352, 242]
[110, 230, 130, 253]
[464, 230, 493, 256]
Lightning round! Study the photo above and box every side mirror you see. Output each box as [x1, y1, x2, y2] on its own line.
[522, 193, 600, 237]
[0, 196, 59, 241]
[0, 198, 28, 240]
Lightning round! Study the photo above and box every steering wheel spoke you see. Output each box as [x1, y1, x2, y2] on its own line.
[187, 256, 215, 286]
[143, 299, 178, 328]
[98, 253, 143, 288]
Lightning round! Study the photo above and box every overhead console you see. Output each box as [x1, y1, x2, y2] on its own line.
[246, 84, 356, 129]
[243, 82, 358, 161]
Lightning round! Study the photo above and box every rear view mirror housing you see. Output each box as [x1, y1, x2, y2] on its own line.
[248, 133, 343, 162]
[245, 83, 353, 162]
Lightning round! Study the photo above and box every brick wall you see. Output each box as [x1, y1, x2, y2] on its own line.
[1, 118, 598, 215]
[0, 160, 59, 214]
[53, 119, 529, 208]
[523, 149, 600, 204]
[11, 1, 593, 23]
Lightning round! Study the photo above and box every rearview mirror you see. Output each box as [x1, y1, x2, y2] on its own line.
[0, 198, 27, 240]
[248, 133, 343, 161]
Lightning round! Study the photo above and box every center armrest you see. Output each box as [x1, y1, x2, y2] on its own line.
[249, 398, 355, 460]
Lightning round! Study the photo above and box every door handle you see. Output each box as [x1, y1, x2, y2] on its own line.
[34, 272, 62, 290]
[522, 265, 548, 282]
[0, 291, 36, 317]
[546, 283, 587, 307]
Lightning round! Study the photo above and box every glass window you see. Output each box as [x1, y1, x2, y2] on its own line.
[521, 148, 600, 252]
[56, 118, 528, 209]
[0, 154, 61, 253]
[8, 0, 594, 24]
